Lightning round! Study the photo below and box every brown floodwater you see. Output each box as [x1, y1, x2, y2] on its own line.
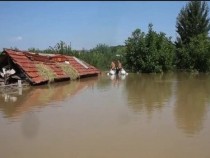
[0, 72, 210, 158]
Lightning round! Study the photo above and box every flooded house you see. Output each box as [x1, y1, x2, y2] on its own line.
[0, 48, 101, 86]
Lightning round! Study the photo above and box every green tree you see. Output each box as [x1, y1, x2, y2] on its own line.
[175, 1, 210, 72]
[76, 44, 126, 70]
[187, 34, 210, 72]
[49, 41, 72, 55]
[125, 24, 175, 73]
[176, 1, 210, 45]
[87, 44, 112, 69]
[125, 28, 145, 72]
[28, 47, 41, 53]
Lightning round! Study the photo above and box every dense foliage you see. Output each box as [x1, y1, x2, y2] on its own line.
[125, 24, 175, 73]
[176, 1, 210, 45]
[74, 44, 126, 70]
[176, 34, 210, 72]
[176, 1, 210, 72]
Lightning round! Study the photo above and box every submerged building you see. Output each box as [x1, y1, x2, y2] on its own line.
[0, 48, 100, 85]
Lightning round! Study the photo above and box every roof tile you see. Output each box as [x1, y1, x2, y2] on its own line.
[4, 49, 100, 85]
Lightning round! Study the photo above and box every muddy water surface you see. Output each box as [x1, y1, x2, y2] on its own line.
[0, 72, 210, 158]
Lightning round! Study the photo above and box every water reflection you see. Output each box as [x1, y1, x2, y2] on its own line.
[95, 73, 111, 90]
[1, 73, 210, 158]
[174, 73, 210, 136]
[125, 72, 210, 135]
[21, 111, 40, 139]
[125, 73, 174, 115]
[1, 86, 23, 102]
[96, 73, 127, 90]
[0, 77, 98, 119]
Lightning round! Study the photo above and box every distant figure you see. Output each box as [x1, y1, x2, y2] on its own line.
[110, 61, 116, 70]
[116, 60, 122, 75]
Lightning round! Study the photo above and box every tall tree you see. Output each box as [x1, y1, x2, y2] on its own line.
[176, 1, 210, 45]
[125, 24, 175, 73]
[175, 1, 210, 72]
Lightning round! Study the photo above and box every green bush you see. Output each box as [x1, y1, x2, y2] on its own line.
[125, 24, 175, 73]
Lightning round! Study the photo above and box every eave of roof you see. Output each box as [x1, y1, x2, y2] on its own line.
[3, 49, 100, 85]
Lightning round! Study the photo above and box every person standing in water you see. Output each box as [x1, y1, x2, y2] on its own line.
[116, 60, 122, 75]
[110, 61, 116, 71]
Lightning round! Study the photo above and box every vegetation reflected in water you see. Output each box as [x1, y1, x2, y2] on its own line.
[174, 73, 210, 136]
[0, 73, 210, 158]
[0, 77, 98, 119]
[125, 73, 175, 114]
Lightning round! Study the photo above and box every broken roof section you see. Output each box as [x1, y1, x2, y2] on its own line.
[2, 49, 100, 85]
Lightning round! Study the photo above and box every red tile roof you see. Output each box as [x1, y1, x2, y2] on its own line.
[3, 49, 100, 85]
[65, 56, 101, 76]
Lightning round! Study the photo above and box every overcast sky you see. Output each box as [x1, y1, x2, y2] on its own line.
[1, 1, 208, 51]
